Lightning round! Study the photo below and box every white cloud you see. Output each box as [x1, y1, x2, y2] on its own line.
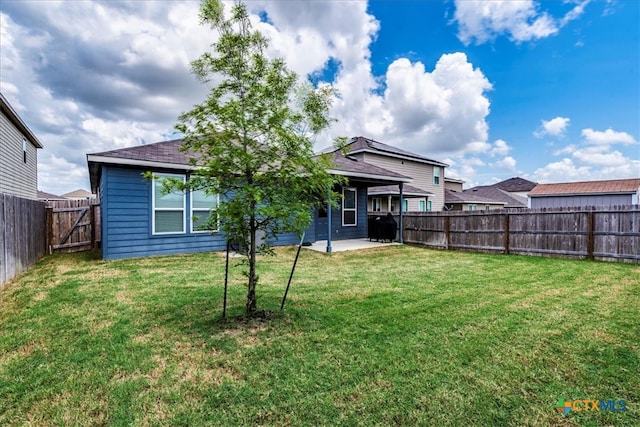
[531, 158, 591, 183]
[490, 139, 511, 156]
[534, 116, 570, 137]
[581, 128, 636, 145]
[552, 144, 578, 156]
[494, 156, 517, 171]
[453, 0, 590, 45]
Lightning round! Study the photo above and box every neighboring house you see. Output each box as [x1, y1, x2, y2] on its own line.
[0, 93, 43, 199]
[529, 178, 640, 208]
[444, 177, 464, 192]
[62, 189, 96, 200]
[37, 190, 66, 201]
[445, 177, 531, 211]
[87, 138, 411, 260]
[489, 177, 537, 199]
[339, 136, 448, 212]
[444, 189, 507, 211]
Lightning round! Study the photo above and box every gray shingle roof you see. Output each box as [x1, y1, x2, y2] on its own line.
[459, 186, 528, 208]
[88, 138, 412, 192]
[90, 139, 195, 165]
[445, 189, 505, 205]
[323, 136, 448, 167]
[491, 177, 537, 192]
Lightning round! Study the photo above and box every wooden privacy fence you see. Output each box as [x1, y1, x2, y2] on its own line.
[46, 199, 101, 254]
[392, 205, 639, 263]
[1, 193, 47, 285]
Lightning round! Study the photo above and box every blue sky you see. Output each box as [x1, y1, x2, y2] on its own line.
[1, 0, 638, 195]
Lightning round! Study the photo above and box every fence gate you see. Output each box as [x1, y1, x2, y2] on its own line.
[46, 200, 101, 253]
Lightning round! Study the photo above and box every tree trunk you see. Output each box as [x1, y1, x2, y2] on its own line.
[246, 214, 257, 314]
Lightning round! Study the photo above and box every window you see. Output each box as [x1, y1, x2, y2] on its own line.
[191, 189, 219, 233]
[402, 199, 409, 212]
[152, 173, 186, 234]
[372, 197, 382, 212]
[22, 139, 27, 163]
[427, 200, 433, 212]
[342, 187, 357, 226]
[419, 199, 426, 212]
[433, 167, 440, 185]
[467, 204, 477, 211]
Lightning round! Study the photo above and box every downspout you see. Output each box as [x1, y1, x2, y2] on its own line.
[399, 182, 404, 243]
[326, 187, 332, 253]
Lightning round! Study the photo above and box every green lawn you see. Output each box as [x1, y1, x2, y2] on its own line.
[1, 246, 638, 426]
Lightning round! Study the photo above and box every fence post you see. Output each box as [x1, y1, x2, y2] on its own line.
[587, 210, 595, 260]
[444, 215, 450, 250]
[46, 207, 53, 255]
[504, 213, 510, 255]
[90, 204, 96, 250]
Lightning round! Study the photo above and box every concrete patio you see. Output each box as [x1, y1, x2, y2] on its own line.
[304, 238, 399, 253]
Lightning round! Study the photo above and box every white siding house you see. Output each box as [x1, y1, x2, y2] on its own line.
[0, 93, 43, 199]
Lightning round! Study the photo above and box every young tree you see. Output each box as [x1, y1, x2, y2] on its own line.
[174, 0, 343, 314]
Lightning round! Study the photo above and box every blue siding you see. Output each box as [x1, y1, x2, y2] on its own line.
[100, 166, 313, 260]
[102, 166, 227, 260]
[316, 184, 368, 241]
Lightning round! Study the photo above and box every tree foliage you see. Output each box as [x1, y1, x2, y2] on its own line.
[173, 0, 344, 314]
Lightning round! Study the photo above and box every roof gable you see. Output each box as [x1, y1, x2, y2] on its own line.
[491, 177, 537, 192]
[330, 136, 449, 167]
[0, 92, 43, 149]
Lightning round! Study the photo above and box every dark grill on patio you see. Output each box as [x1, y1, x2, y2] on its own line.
[368, 213, 397, 243]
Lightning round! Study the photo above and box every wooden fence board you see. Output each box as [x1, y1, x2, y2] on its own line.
[378, 205, 639, 263]
[46, 199, 100, 254]
[1, 193, 47, 286]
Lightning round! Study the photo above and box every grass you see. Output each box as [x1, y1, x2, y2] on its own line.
[0, 245, 638, 426]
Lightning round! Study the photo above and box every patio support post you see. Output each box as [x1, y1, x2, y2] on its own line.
[387, 195, 392, 212]
[326, 188, 332, 253]
[399, 182, 404, 243]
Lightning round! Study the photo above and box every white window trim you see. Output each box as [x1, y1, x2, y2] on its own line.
[427, 200, 433, 212]
[190, 192, 220, 233]
[418, 198, 426, 212]
[434, 167, 440, 185]
[372, 197, 382, 212]
[152, 173, 186, 235]
[467, 204, 477, 211]
[342, 187, 357, 227]
[402, 198, 409, 212]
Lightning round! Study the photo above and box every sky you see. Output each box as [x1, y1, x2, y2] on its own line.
[1, 0, 638, 195]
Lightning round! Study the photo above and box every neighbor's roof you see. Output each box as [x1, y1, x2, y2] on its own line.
[324, 136, 449, 167]
[0, 92, 43, 149]
[37, 190, 65, 200]
[445, 189, 506, 205]
[491, 177, 537, 192]
[368, 184, 433, 197]
[529, 178, 640, 197]
[463, 185, 528, 208]
[62, 189, 95, 199]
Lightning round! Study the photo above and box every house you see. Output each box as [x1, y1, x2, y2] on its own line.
[337, 136, 448, 213]
[489, 177, 536, 199]
[529, 178, 640, 208]
[62, 189, 96, 200]
[444, 177, 531, 211]
[444, 189, 507, 211]
[87, 138, 412, 260]
[0, 93, 43, 199]
[37, 190, 66, 201]
[444, 177, 465, 192]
